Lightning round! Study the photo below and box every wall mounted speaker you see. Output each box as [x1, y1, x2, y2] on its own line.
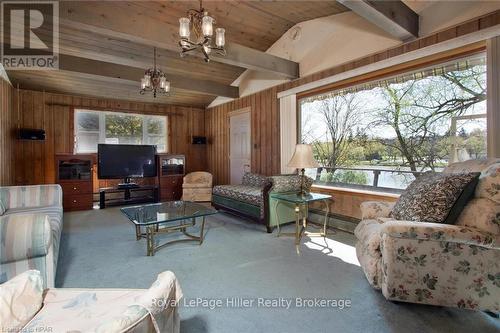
[192, 136, 207, 144]
[18, 128, 46, 141]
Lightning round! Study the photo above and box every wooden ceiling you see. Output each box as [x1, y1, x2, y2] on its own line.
[6, 1, 349, 107]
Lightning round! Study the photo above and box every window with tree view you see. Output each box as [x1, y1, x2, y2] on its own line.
[75, 110, 168, 153]
[299, 54, 487, 193]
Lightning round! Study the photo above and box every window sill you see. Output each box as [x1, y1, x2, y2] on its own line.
[311, 184, 400, 199]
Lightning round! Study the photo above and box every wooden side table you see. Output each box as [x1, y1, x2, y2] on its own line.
[271, 192, 332, 246]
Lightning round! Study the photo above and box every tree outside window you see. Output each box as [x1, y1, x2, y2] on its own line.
[300, 54, 487, 192]
[75, 110, 168, 153]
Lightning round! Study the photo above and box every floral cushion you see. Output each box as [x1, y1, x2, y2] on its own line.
[212, 185, 263, 206]
[24, 288, 148, 332]
[0, 270, 44, 333]
[269, 175, 313, 193]
[456, 198, 500, 235]
[476, 163, 500, 204]
[360, 201, 395, 220]
[391, 171, 480, 224]
[380, 220, 497, 248]
[241, 173, 270, 187]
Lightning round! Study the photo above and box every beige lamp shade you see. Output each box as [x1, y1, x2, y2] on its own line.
[287, 144, 320, 169]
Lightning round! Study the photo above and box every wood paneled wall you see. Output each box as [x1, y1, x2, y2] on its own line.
[311, 186, 399, 220]
[12, 89, 206, 187]
[206, 87, 280, 185]
[0, 78, 15, 186]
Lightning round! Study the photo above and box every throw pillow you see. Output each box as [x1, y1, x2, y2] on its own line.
[0, 270, 44, 332]
[390, 171, 480, 224]
[475, 163, 500, 204]
[270, 175, 313, 193]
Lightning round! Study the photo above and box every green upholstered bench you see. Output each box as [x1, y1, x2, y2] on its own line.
[212, 173, 272, 232]
[212, 173, 313, 233]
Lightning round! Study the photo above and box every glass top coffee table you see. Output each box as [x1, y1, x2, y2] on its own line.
[121, 201, 218, 256]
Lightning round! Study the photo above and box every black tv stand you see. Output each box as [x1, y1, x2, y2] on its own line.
[99, 184, 159, 209]
[118, 183, 139, 189]
[118, 177, 139, 189]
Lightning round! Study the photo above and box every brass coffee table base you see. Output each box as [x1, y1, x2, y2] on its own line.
[135, 217, 206, 256]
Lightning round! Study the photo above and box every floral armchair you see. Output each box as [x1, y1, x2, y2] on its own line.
[354, 159, 500, 312]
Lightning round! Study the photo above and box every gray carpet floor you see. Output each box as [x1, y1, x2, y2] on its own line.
[56, 207, 500, 333]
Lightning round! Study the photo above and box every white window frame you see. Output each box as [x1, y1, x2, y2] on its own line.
[74, 109, 168, 154]
[450, 113, 487, 163]
[296, 54, 488, 193]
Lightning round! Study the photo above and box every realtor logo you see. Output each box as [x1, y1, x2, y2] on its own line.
[1, 1, 59, 70]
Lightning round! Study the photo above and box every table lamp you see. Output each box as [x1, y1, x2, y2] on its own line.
[287, 144, 319, 195]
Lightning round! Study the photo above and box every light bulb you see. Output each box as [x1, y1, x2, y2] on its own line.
[140, 78, 146, 89]
[202, 15, 213, 37]
[164, 81, 170, 93]
[179, 17, 190, 39]
[144, 74, 151, 88]
[159, 76, 167, 89]
[215, 28, 225, 47]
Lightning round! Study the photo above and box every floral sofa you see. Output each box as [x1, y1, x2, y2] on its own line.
[0, 185, 63, 288]
[212, 173, 311, 232]
[0, 270, 182, 333]
[355, 159, 500, 312]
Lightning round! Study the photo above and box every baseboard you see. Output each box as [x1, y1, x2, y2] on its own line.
[307, 209, 359, 234]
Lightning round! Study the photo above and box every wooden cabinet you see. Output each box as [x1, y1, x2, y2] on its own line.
[157, 154, 185, 201]
[56, 154, 94, 211]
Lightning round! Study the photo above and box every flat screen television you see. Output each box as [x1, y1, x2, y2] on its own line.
[97, 144, 157, 182]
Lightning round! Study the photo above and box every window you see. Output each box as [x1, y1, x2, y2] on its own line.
[299, 53, 487, 193]
[75, 110, 168, 153]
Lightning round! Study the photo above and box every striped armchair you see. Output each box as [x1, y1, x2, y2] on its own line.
[0, 185, 63, 288]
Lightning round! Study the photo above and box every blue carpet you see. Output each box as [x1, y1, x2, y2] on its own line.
[56, 207, 500, 333]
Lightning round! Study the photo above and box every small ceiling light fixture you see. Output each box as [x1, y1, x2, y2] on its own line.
[178, 0, 226, 62]
[140, 47, 170, 98]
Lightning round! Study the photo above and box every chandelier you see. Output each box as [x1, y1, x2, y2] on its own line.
[140, 48, 170, 98]
[178, 0, 226, 62]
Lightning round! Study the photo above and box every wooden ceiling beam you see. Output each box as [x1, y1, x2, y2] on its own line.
[7, 71, 211, 108]
[59, 18, 299, 79]
[58, 55, 239, 98]
[2, 32, 239, 98]
[337, 0, 419, 41]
